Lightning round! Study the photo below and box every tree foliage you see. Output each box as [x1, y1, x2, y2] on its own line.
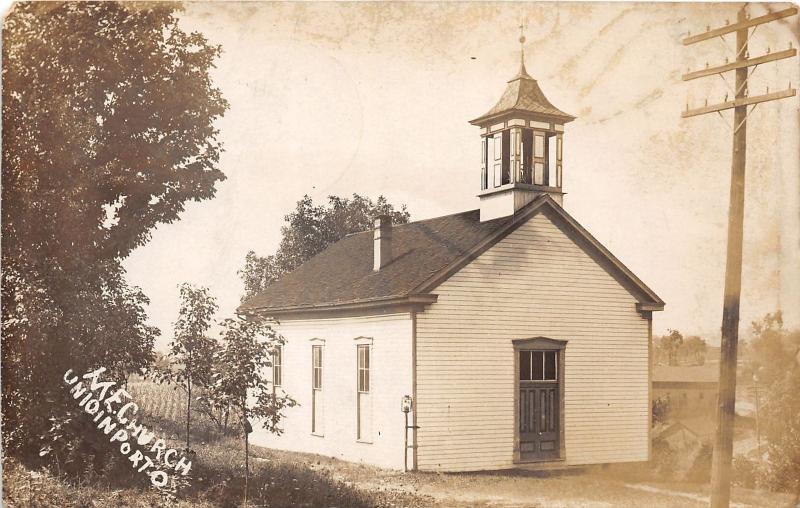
[681, 335, 707, 365]
[740, 311, 800, 495]
[239, 194, 410, 299]
[167, 283, 219, 450]
[654, 329, 684, 366]
[202, 317, 297, 503]
[2, 2, 228, 457]
[654, 330, 708, 366]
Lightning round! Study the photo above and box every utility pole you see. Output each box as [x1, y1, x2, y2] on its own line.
[681, 5, 797, 508]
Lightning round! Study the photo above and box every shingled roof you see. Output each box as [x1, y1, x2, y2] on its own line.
[470, 59, 575, 125]
[239, 196, 665, 316]
[239, 208, 515, 314]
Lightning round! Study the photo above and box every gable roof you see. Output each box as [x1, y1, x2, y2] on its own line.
[470, 60, 575, 125]
[239, 195, 664, 317]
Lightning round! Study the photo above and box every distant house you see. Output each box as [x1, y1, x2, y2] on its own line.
[652, 365, 718, 416]
[239, 52, 664, 471]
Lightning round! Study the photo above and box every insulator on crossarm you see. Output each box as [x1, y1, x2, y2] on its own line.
[724, 93, 729, 101]
[725, 19, 730, 25]
[704, 98, 708, 106]
[705, 62, 709, 68]
[706, 25, 711, 32]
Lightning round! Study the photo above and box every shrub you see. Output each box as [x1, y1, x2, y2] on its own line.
[732, 456, 764, 489]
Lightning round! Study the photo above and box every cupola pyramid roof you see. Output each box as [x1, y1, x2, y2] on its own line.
[470, 53, 575, 125]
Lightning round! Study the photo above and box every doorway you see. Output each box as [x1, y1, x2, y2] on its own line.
[514, 338, 566, 463]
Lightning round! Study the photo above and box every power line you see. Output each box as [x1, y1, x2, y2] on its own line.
[680, 5, 797, 508]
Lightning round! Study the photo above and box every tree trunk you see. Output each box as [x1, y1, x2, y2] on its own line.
[244, 395, 249, 508]
[244, 430, 249, 507]
[186, 378, 191, 450]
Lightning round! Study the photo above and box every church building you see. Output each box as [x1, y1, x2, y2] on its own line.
[239, 44, 664, 472]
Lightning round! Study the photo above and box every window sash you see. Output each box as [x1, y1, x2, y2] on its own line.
[481, 138, 488, 190]
[557, 135, 563, 161]
[273, 346, 283, 387]
[534, 134, 545, 157]
[312, 346, 323, 390]
[357, 345, 370, 393]
[533, 163, 545, 185]
[547, 134, 558, 186]
[519, 350, 558, 382]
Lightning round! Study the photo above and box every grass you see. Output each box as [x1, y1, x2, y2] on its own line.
[3, 379, 795, 507]
[2, 457, 209, 508]
[3, 379, 435, 508]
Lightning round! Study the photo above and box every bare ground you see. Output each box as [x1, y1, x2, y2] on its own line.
[250, 445, 796, 508]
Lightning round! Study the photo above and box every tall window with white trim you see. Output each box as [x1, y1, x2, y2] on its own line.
[311, 345, 324, 435]
[357, 345, 372, 441]
[272, 345, 282, 387]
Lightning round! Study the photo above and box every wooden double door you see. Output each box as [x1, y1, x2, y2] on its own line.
[518, 348, 561, 461]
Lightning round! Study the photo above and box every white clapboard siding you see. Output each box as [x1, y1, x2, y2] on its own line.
[415, 212, 650, 471]
[249, 313, 413, 470]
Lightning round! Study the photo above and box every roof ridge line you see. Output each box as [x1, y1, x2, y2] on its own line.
[342, 208, 482, 238]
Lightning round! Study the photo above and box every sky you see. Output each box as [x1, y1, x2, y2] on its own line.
[121, 2, 800, 350]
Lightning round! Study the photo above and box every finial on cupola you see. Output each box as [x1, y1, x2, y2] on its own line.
[516, 18, 532, 80]
[470, 22, 576, 221]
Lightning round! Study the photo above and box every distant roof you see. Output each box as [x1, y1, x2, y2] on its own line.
[470, 59, 575, 125]
[656, 416, 716, 441]
[653, 365, 719, 384]
[239, 196, 664, 316]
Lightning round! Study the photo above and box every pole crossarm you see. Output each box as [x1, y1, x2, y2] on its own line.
[682, 88, 796, 118]
[683, 48, 797, 81]
[682, 7, 798, 45]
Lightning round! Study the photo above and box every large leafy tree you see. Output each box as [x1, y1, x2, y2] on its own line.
[240, 194, 410, 299]
[2, 2, 228, 457]
[167, 283, 219, 451]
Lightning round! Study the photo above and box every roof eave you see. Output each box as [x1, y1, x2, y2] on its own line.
[469, 109, 577, 127]
[637, 302, 665, 312]
[237, 293, 439, 319]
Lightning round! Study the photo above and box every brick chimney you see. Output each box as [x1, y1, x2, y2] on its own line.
[373, 215, 392, 271]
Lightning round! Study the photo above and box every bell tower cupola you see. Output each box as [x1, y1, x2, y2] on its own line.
[471, 31, 575, 221]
